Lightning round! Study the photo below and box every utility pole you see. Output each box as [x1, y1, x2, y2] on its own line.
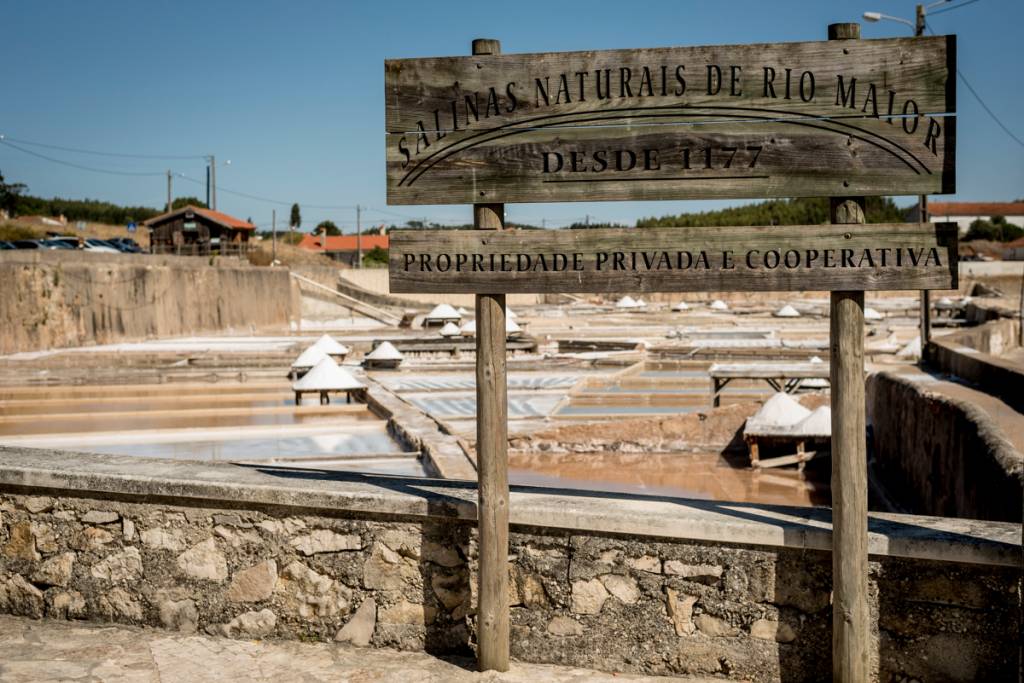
[356, 204, 363, 269]
[209, 155, 217, 210]
[272, 209, 277, 265]
[915, 3, 931, 354]
[166, 170, 173, 213]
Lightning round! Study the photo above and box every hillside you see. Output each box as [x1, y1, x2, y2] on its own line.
[637, 197, 909, 228]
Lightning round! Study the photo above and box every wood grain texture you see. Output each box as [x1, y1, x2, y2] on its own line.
[388, 223, 958, 293]
[471, 36, 510, 675]
[829, 196, 870, 680]
[385, 35, 955, 203]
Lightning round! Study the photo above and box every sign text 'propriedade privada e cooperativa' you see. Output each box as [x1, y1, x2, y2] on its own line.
[386, 36, 955, 204]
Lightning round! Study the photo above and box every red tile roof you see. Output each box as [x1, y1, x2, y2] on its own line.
[928, 202, 1024, 217]
[143, 205, 255, 230]
[298, 234, 389, 251]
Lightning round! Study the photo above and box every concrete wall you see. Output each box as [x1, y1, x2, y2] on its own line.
[925, 318, 1023, 412]
[0, 448, 1019, 682]
[339, 270, 542, 307]
[0, 251, 298, 354]
[866, 370, 1023, 522]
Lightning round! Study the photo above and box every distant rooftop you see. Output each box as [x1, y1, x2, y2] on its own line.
[298, 234, 389, 251]
[144, 205, 256, 230]
[929, 201, 1024, 216]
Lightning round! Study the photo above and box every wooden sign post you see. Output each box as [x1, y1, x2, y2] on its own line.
[384, 25, 956, 678]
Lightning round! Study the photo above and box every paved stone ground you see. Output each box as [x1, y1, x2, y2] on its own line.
[0, 615, 720, 682]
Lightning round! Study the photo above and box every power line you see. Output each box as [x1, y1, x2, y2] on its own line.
[929, 0, 983, 16]
[0, 139, 167, 176]
[0, 134, 206, 160]
[176, 174, 357, 210]
[922, 22, 1024, 149]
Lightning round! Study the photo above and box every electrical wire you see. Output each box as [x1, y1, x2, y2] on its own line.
[0, 134, 206, 160]
[0, 139, 167, 176]
[176, 174, 357, 210]
[929, 0, 983, 16]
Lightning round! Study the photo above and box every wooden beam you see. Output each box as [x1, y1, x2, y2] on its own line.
[389, 223, 958, 294]
[472, 38, 511, 675]
[828, 25, 871, 682]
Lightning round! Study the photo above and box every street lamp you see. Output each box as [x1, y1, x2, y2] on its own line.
[205, 156, 231, 210]
[863, 0, 951, 37]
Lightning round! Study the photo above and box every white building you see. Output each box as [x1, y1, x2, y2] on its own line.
[910, 201, 1024, 236]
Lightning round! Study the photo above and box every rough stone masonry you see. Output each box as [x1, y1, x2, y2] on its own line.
[0, 482, 1018, 682]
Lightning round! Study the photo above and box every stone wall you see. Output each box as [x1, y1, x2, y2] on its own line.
[867, 370, 1023, 522]
[0, 251, 298, 354]
[0, 448, 1019, 682]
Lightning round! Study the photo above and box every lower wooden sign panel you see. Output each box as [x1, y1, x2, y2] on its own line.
[389, 223, 957, 293]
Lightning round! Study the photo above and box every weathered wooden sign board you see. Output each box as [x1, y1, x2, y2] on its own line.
[385, 26, 956, 680]
[390, 223, 957, 293]
[386, 35, 955, 204]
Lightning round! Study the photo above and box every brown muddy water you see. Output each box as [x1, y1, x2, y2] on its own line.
[510, 450, 829, 507]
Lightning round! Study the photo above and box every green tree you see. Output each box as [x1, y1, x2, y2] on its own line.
[0, 171, 27, 216]
[363, 245, 388, 266]
[965, 216, 1024, 242]
[316, 220, 340, 236]
[290, 203, 302, 229]
[171, 196, 208, 210]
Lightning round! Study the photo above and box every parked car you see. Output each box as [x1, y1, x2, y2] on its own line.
[40, 239, 76, 250]
[107, 237, 144, 253]
[0, 241, 15, 250]
[82, 239, 121, 254]
[12, 240, 42, 249]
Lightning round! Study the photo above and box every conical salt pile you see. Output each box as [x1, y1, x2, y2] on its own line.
[291, 345, 328, 369]
[365, 341, 403, 361]
[460, 320, 476, 337]
[672, 301, 690, 311]
[774, 304, 801, 318]
[795, 406, 831, 437]
[506, 318, 522, 335]
[456, 306, 470, 316]
[896, 335, 922, 358]
[439, 322, 461, 337]
[636, 298, 648, 307]
[864, 307, 883, 321]
[809, 356, 824, 363]
[937, 297, 954, 306]
[292, 357, 365, 392]
[616, 295, 638, 309]
[709, 299, 729, 311]
[745, 392, 812, 435]
[506, 308, 518, 319]
[425, 303, 461, 322]
[312, 333, 349, 357]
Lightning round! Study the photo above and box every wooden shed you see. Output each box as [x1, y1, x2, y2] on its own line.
[144, 205, 255, 256]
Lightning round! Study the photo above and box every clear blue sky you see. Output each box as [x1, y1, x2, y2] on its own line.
[1, 0, 1021, 232]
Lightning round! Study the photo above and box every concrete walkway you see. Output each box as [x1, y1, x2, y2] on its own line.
[880, 364, 1024, 454]
[0, 615, 716, 683]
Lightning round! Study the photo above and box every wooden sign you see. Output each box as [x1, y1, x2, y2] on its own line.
[385, 36, 955, 204]
[389, 223, 957, 293]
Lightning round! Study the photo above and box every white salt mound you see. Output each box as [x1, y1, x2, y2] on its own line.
[864, 307, 883, 321]
[745, 393, 812, 435]
[456, 307, 470, 316]
[795, 406, 832, 436]
[425, 303, 461, 321]
[709, 300, 729, 311]
[774, 305, 801, 318]
[292, 357, 365, 391]
[809, 356, 824, 363]
[291, 345, 329, 369]
[507, 308, 518, 319]
[896, 335, 922, 358]
[460, 320, 476, 336]
[636, 298, 648, 307]
[312, 333, 349, 356]
[365, 341, 404, 361]
[672, 301, 690, 311]
[616, 295, 638, 309]
[439, 322, 461, 337]
[506, 318, 522, 335]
